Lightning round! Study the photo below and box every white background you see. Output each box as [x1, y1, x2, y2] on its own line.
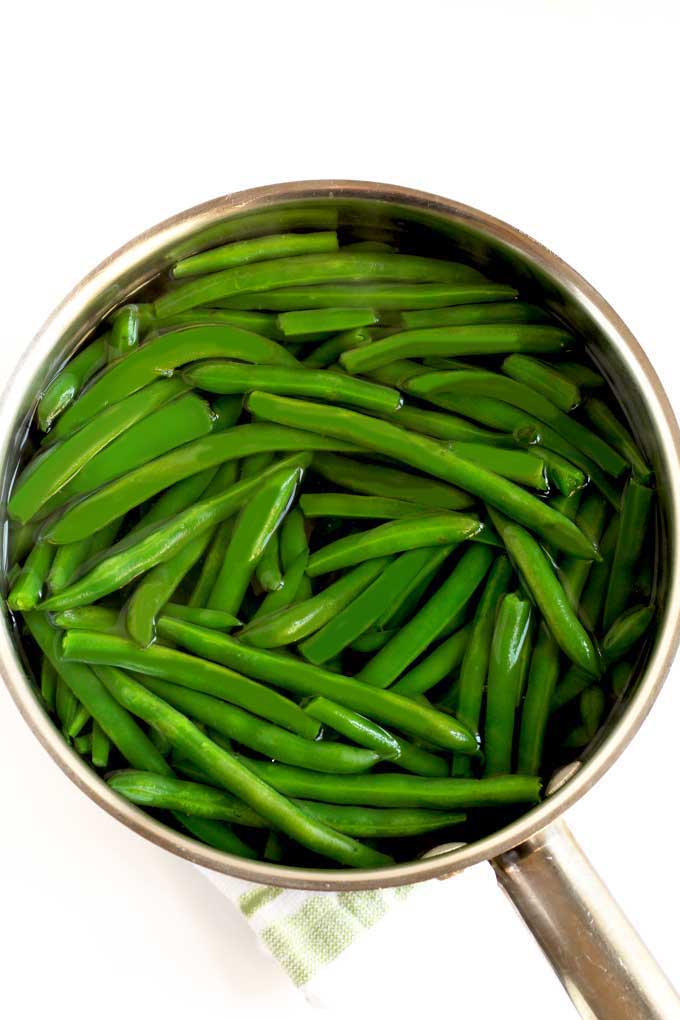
[2, 2, 679, 1017]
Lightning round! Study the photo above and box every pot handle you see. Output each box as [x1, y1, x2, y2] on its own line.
[491, 818, 680, 1020]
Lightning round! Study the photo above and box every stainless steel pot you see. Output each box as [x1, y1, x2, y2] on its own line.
[2, 181, 679, 1019]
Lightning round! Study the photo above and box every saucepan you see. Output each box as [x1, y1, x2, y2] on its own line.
[2, 181, 680, 1019]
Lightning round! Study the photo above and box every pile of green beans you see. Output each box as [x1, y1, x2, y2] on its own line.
[5, 220, 657, 869]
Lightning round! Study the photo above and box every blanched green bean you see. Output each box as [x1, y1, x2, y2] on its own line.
[484, 594, 532, 775]
[172, 231, 339, 279]
[278, 307, 378, 336]
[517, 623, 560, 775]
[109, 305, 142, 360]
[502, 354, 580, 412]
[312, 452, 474, 511]
[400, 302, 549, 329]
[375, 545, 452, 630]
[216, 283, 516, 311]
[299, 494, 429, 520]
[391, 625, 470, 697]
[302, 327, 373, 368]
[603, 479, 654, 630]
[584, 398, 652, 482]
[38, 337, 108, 432]
[602, 604, 654, 664]
[8, 543, 55, 611]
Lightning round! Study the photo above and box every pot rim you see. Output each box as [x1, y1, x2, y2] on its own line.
[2, 179, 679, 890]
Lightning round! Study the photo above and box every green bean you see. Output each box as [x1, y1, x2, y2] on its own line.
[300, 549, 447, 663]
[342, 240, 397, 253]
[583, 397, 652, 483]
[63, 629, 320, 740]
[25, 613, 172, 774]
[303, 696, 401, 760]
[126, 530, 214, 646]
[53, 606, 120, 632]
[610, 660, 633, 698]
[603, 479, 654, 630]
[8, 522, 37, 567]
[405, 370, 626, 478]
[139, 675, 379, 774]
[341, 325, 570, 375]
[45, 425, 356, 544]
[551, 665, 591, 711]
[358, 544, 494, 689]
[91, 721, 112, 767]
[279, 507, 307, 568]
[109, 305, 142, 360]
[108, 770, 264, 824]
[377, 402, 514, 445]
[10, 378, 188, 524]
[8, 543, 55, 611]
[173, 813, 258, 859]
[153, 252, 488, 319]
[391, 625, 470, 697]
[73, 731, 92, 755]
[52, 324, 297, 441]
[452, 443, 548, 491]
[239, 557, 389, 648]
[172, 231, 339, 279]
[48, 518, 122, 596]
[302, 327, 373, 368]
[502, 355, 580, 412]
[489, 509, 600, 676]
[189, 523, 235, 608]
[558, 361, 605, 389]
[95, 664, 392, 868]
[408, 387, 621, 508]
[155, 308, 283, 339]
[306, 513, 482, 578]
[38, 337, 108, 432]
[207, 464, 303, 615]
[517, 623, 561, 775]
[400, 302, 549, 329]
[128, 469, 218, 539]
[55, 673, 79, 731]
[452, 555, 513, 776]
[216, 283, 516, 311]
[238, 759, 541, 808]
[41, 457, 311, 610]
[577, 687, 606, 741]
[185, 360, 401, 415]
[375, 546, 453, 630]
[298, 803, 464, 837]
[148, 724, 172, 757]
[299, 494, 431, 520]
[558, 492, 608, 610]
[153, 617, 478, 753]
[278, 308, 379, 336]
[249, 394, 599, 559]
[483, 594, 532, 775]
[350, 628, 396, 652]
[253, 552, 309, 619]
[40, 657, 58, 711]
[55, 393, 215, 505]
[528, 447, 586, 498]
[579, 515, 619, 631]
[163, 605, 240, 629]
[602, 604, 655, 665]
[254, 531, 283, 592]
[264, 830, 285, 860]
[312, 452, 474, 511]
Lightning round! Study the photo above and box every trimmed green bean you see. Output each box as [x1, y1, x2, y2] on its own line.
[163, 605, 240, 629]
[47, 518, 121, 594]
[375, 545, 452, 630]
[299, 494, 430, 520]
[303, 696, 401, 760]
[302, 327, 373, 368]
[189, 523, 234, 609]
[306, 512, 482, 577]
[517, 623, 560, 775]
[558, 361, 605, 389]
[312, 452, 474, 511]
[377, 402, 514, 445]
[484, 593, 532, 775]
[62, 629, 320, 740]
[153, 252, 488, 319]
[603, 479, 654, 630]
[405, 370, 626, 478]
[453, 442, 549, 491]
[25, 613, 172, 774]
[73, 732, 92, 755]
[10, 378, 188, 523]
[298, 803, 464, 837]
[278, 307, 379, 336]
[579, 515, 619, 632]
[400, 302, 549, 329]
[139, 675, 379, 774]
[350, 628, 396, 653]
[551, 666, 591, 711]
[253, 552, 309, 619]
[528, 447, 586, 498]
[40, 657, 58, 710]
[38, 337, 108, 432]
[109, 770, 264, 824]
[255, 530, 283, 593]
[207, 464, 302, 615]
[358, 543, 494, 689]
[502, 354, 580, 412]
[238, 759, 541, 808]
[53, 606, 120, 632]
[583, 398, 652, 482]
[610, 660, 633, 698]
[173, 813, 258, 858]
[8, 542, 55, 611]
[109, 305, 141, 360]
[97, 664, 392, 868]
[391, 625, 470, 696]
[172, 231, 339, 279]
[300, 549, 446, 663]
[239, 557, 389, 648]
[602, 604, 655, 664]
[558, 492, 608, 610]
[44, 425, 356, 544]
[91, 721, 112, 768]
[185, 360, 401, 414]
[489, 509, 600, 676]
[341, 325, 570, 375]
[217, 283, 516, 311]
[155, 308, 282, 339]
[153, 617, 479, 753]
[248, 394, 599, 559]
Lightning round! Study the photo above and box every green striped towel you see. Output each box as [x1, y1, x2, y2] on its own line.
[199, 869, 413, 992]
